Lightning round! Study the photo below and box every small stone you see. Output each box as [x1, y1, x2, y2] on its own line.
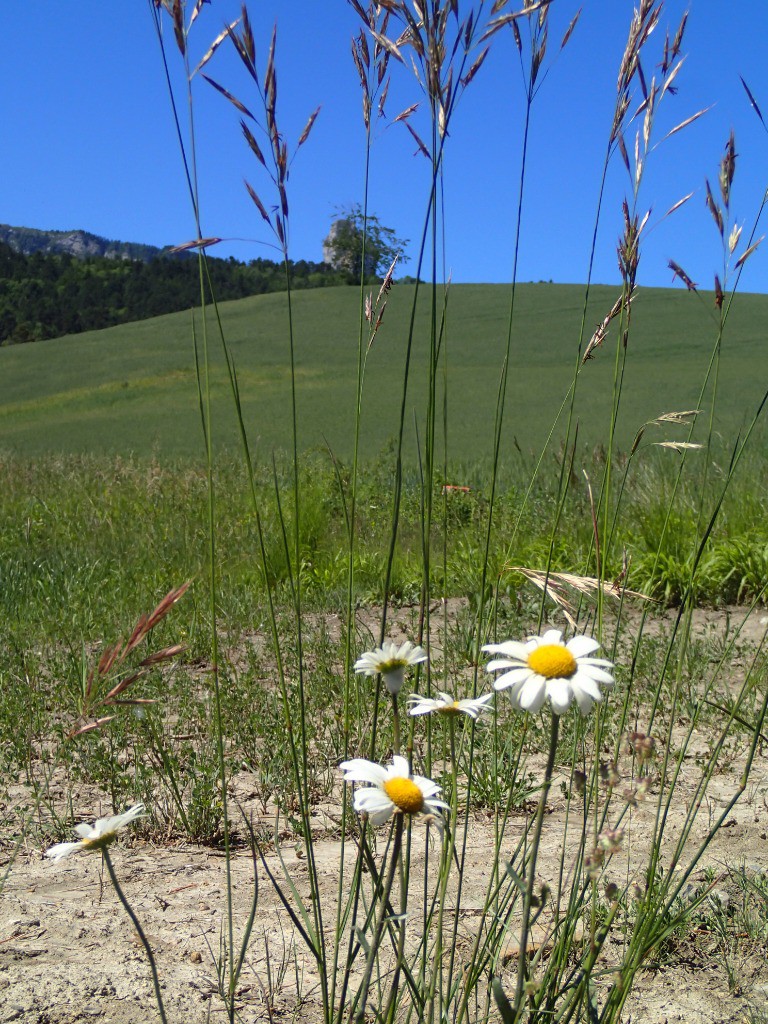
[189, 951, 203, 964]
[197, 902, 210, 911]
[708, 889, 729, 912]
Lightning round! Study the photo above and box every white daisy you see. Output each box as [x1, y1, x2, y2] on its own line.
[407, 690, 494, 720]
[339, 755, 448, 826]
[354, 640, 428, 695]
[483, 629, 614, 716]
[45, 803, 146, 863]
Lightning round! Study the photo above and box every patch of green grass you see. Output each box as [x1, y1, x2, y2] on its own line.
[2, 284, 768, 460]
[1, 446, 767, 846]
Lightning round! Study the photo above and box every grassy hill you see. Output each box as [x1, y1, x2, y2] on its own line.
[0, 282, 765, 463]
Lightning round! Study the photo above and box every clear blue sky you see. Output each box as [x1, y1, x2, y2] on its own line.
[1, 1, 767, 291]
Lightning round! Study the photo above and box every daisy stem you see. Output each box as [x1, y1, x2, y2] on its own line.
[350, 814, 404, 1023]
[514, 712, 559, 1018]
[392, 692, 401, 757]
[102, 849, 168, 1024]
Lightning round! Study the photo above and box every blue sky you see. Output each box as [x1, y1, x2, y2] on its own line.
[1, 1, 767, 291]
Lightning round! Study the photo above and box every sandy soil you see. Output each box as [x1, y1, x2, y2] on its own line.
[2, 607, 768, 1023]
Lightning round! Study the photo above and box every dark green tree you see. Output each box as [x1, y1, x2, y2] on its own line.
[322, 205, 408, 279]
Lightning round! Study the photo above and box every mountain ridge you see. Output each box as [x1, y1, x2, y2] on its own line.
[0, 223, 180, 261]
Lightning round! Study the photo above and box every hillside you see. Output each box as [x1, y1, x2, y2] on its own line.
[0, 283, 765, 462]
[0, 238, 349, 345]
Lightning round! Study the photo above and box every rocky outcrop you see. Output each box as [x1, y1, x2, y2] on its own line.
[0, 224, 172, 261]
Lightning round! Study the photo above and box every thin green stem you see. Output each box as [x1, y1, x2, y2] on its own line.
[102, 849, 168, 1024]
[514, 712, 560, 1019]
[351, 815, 404, 1023]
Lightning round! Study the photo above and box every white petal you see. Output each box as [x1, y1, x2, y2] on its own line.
[74, 823, 97, 839]
[518, 676, 547, 712]
[566, 635, 600, 658]
[460, 693, 494, 713]
[409, 701, 437, 716]
[572, 672, 602, 701]
[538, 629, 563, 645]
[355, 790, 394, 825]
[580, 664, 615, 685]
[411, 775, 442, 799]
[45, 841, 83, 862]
[388, 756, 411, 779]
[493, 667, 533, 691]
[482, 640, 530, 660]
[547, 678, 573, 715]
[119, 803, 146, 824]
[484, 657, 519, 673]
[573, 686, 597, 716]
[340, 759, 388, 786]
[353, 653, 377, 673]
[397, 640, 427, 665]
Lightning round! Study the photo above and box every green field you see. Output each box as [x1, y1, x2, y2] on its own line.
[1, 282, 765, 461]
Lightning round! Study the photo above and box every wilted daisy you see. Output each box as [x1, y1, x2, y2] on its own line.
[408, 690, 493, 719]
[339, 755, 448, 826]
[354, 640, 428, 695]
[483, 629, 614, 716]
[45, 803, 145, 863]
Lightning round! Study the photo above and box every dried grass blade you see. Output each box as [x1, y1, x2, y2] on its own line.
[663, 106, 710, 142]
[202, 74, 256, 121]
[188, 0, 207, 27]
[653, 441, 703, 452]
[171, 0, 185, 55]
[404, 121, 430, 159]
[97, 641, 124, 678]
[104, 673, 143, 702]
[659, 55, 685, 100]
[241, 122, 267, 166]
[67, 715, 117, 740]
[663, 192, 693, 219]
[734, 235, 764, 269]
[192, 20, 240, 77]
[561, 8, 581, 49]
[740, 76, 767, 130]
[369, 29, 404, 63]
[124, 614, 150, 656]
[297, 105, 321, 147]
[655, 409, 700, 424]
[393, 102, 419, 124]
[140, 644, 187, 667]
[668, 259, 697, 291]
[246, 183, 274, 225]
[462, 45, 489, 88]
[169, 237, 222, 252]
[108, 698, 159, 707]
[144, 582, 191, 633]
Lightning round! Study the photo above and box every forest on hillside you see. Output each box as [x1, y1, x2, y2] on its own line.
[0, 242, 353, 345]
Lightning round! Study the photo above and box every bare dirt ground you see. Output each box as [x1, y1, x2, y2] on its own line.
[2, 607, 768, 1024]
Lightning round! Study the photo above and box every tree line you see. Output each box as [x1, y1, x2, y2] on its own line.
[0, 243, 353, 345]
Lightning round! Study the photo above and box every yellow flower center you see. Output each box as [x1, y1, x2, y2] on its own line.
[439, 702, 462, 716]
[383, 776, 425, 814]
[81, 831, 117, 851]
[377, 658, 407, 675]
[527, 644, 577, 679]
